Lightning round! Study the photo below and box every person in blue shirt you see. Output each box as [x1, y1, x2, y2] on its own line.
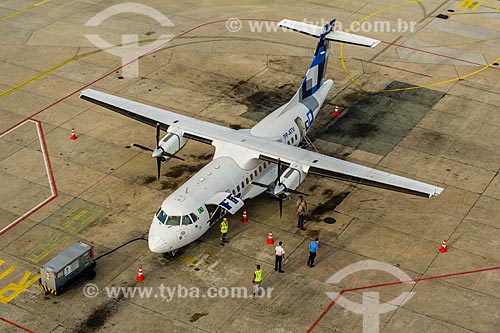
[307, 237, 319, 267]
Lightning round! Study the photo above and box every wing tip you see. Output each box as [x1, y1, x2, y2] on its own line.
[429, 187, 444, 198]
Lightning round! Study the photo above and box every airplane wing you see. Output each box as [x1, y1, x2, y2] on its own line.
[80, 89, 443, 198]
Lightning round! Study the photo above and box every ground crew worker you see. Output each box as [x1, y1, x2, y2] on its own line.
[297, 202, 306, 230]
[220, 217, 229, 245]
[275, 241, 285, 273]
[307, 237, 319, 267]
[296, 195, 307, 211]
[253, 264, 263, 296]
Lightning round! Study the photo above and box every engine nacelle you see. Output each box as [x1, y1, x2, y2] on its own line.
[279, 162, 307, 192]
[158, 127, 187, 160]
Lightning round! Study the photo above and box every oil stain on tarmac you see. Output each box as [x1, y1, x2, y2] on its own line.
[317, 81, 445, 156]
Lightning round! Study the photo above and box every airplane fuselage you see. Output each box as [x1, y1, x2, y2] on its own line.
[148, 81, 333, 253]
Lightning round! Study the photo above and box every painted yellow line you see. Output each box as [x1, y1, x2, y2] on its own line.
[339, 0, 500, 93]
[0, 0, 52, 22]
[0, 57, 77, 99]
[418, 37, 500, 49]
[484, 0, 500, 12]
[458, 0, 482, 10]
[340, 0, 425, 91]
[380, 56, 500, 92]
[0, 36, 303, 100]
[177, 255, 197, 264]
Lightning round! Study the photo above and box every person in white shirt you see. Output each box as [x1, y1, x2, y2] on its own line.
[275, 241, 285, 273]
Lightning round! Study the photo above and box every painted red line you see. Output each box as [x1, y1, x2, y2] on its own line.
[1, 18, 494, 137]
[308, 265, 500, 331]
[0, 196, 57, 236]
[0, 317, 35, 333]
[0, 18, 278, 137]
[381, 40, 500, 71]
[307, 290, 345, 333]
[35, 119, 58, 198]
[0, 120, 58, 236]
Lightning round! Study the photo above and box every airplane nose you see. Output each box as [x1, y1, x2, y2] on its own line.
[148, 233, 170, 253]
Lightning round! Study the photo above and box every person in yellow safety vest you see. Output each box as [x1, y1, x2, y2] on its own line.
[253, 264, 263, 296]
[220, 217, 229, 246]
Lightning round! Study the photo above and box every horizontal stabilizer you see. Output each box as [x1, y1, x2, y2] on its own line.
[278, 19, 380, 48]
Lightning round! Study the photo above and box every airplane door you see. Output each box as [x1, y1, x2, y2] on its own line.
[206, 204, 226, 226]
[294, 116, 305, 141]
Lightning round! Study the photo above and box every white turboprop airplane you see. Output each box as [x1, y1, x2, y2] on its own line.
[80, 19, 443, 256]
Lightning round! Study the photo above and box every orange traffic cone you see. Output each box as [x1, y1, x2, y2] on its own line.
[267, 231, 274, 245]
[70, 128, 77, 140]
[136, 267, 144, 282]
[241, 210, 248, 223]
[439, 240, 447, 253]
[333, 105, 340, 117]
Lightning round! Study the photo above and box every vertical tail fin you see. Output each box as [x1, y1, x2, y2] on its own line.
[278, 19, 380, 103]
[299, 19, 335, 100]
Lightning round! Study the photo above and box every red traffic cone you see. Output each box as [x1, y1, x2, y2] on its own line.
[241, 210, 248, 223]
[136, 266, 144, 282]
[439, 240, 447, 253]
[70, 128, 77, 140]
[333, 105, 340, 117]
[267, 231, 274, 245]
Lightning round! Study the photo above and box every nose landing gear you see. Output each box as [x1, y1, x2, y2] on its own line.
[163, 249, 179, 259]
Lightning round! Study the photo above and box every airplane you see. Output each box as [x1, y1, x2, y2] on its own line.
[80, 18, 443, 257]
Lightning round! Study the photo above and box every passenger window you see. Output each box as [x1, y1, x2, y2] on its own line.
[189, 213, 199, 222]
[259, 165, 262, 173]
[246, 177, 249, 184]
[182, 215, 192, 225]
[165, 215, 181, 226]
[237, 185, 240, 192]
[250, 174, 254, 180]
[241, 181, 245, 188]
[254, 170, 257, 177]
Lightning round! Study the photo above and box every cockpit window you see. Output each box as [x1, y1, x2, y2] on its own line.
[182, 215, 192, 225]
[189, 213, 199, 223]
[156, 209, 167, 224]
[166, 215, 181, 226]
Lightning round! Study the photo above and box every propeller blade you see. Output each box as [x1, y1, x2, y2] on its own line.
[285, 188, 310, 196]
[131, 143, 154, 152]
[249, 181, 269, 189]
[155, 123, 160, 148]
[156, 157, 161, 180]
[279, 196, 283, 218]
[161, 151, 185, 161]
[275, 158, 282, 184]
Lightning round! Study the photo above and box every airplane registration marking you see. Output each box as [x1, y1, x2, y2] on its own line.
[282, 127, 296, 141]
[0, 260, 39, 304]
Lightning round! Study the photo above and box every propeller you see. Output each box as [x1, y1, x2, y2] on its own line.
[250, 158, 309, 218]
[129, 123, 185, 180]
